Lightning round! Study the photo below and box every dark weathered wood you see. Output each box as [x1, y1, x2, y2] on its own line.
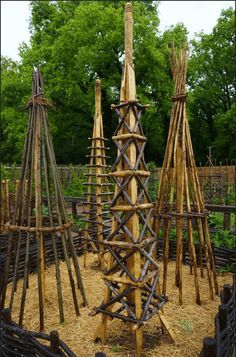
[50, 330, 60, 353]
[201, 277, 235, 357]
[201, 337, 217, 357]
[223, 212, 231, 230]
[0, 309, 75, 356]
[221, 284, 232, 304]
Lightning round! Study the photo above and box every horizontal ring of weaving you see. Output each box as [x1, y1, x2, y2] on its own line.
[6, 220, 72, 233]
[27, 96, 52, 108]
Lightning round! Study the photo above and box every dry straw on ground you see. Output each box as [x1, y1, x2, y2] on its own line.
[6, 254, 232, 356]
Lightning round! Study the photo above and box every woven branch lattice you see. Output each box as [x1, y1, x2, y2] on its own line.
[0, 69, 87, 331]
[83, 80, 112, 268]
[92, 4, 174, 356]
[153, 46, 218, 305]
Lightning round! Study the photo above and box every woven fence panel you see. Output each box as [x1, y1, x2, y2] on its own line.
[0, 309, 75, 356]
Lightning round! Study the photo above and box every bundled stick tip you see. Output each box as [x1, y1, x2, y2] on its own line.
[125, 2, 132, 13]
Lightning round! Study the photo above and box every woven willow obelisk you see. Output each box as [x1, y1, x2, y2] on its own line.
[83, 79, 112, 268]
[92, 4, 174, 356]
[153, 46, 218, 306]
[0, 69, 87, 331]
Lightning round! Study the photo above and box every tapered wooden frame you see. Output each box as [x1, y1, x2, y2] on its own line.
[0, 69, 87, 331]
[83, 79, 112, 268]
[92, 4, 174, 356]
[153, 46, 218, 306]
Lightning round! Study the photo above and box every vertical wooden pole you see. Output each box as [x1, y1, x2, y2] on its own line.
[95, 79, 104, 268]
[1, 180, 5, 230]
[5, 179, 10, 222]
[34, 104, 45, 330]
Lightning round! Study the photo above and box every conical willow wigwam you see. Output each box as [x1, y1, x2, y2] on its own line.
[0, 69, 87, 331]
[153, 46, 218, 305]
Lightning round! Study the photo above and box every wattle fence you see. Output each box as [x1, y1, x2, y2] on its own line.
[200, 275, 236, 357]
[0, 308, 75, 356]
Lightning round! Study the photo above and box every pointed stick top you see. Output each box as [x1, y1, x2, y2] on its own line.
[125, 2, 133, 65]
[125, 2, 132, 12]
[95, 79, 101, 117]
[32, 68, 44, 97]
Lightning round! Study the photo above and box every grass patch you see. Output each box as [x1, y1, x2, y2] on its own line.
[178, 319, 193, 334]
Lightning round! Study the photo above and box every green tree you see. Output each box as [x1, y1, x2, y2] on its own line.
[8, 0, 171, 164]
[188, 7, 235, 162]
[1, 57, 31, 162]
[1, 2, 234, 166]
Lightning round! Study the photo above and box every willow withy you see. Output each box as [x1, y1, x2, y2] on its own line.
[153, 46, 218, 306]
[0, 69, 87, 331]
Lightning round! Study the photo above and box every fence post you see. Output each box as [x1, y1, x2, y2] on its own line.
[221, 284, 232, 304]
[201, 337, 217, 357]
[218, 304, 227, 331]
[72, 201, 77, 218]
[2, 308, 12, 324]
[223, 213, 231, 230]
[50, 330, 60, 353]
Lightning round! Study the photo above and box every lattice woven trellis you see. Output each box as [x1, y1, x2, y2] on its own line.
[153, 46, 218, 305]
[91, 4, 174, 356]
[83, 79, 112, 268]
[0, 69, 87, 331]
[202, 147, 224, 202]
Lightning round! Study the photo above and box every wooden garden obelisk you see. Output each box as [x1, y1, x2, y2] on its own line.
[83, 79, 112, 268]
[153, 46, 218, 306]
[92, 4, 173, 356]
[0, 69, 87, 331]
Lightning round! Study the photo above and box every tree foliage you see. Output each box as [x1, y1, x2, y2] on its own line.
[188, 7, 235, 162]
[1, 2, 235, 165]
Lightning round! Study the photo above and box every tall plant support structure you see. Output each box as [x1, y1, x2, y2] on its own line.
[83, 80, 112, 268]
[0, 69, 87, 331]
[153, 46, 218, 306]
[92, 4, 174, 356]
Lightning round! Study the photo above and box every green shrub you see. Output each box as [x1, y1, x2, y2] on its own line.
[63, 171, 85, 197]
[211, 230, 235, 249]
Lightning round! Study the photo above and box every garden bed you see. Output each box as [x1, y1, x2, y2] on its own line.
[5, 254, 233, 356]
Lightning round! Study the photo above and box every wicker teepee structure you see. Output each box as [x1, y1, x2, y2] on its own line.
[92, 4, 174, 356]
[153, 46, 218, 306]
[83, 79, 112, 268]
[0, 69, 87, 331]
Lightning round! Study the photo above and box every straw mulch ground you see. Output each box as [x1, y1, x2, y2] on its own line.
[6, 254, 233, 357]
